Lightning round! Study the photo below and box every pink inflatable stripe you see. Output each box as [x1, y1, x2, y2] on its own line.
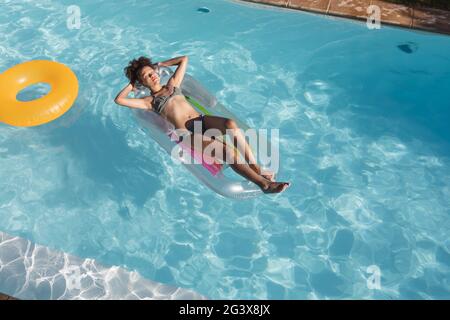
[169, 132, 223, 176]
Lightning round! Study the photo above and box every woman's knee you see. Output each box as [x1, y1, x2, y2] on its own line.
[224, 118, 237, 129]
[223, 144, 242, 164]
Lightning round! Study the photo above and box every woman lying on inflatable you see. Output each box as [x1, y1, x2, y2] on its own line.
[114, 55, 290, 196]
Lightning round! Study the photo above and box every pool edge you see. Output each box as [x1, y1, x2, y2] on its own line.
[236, 0, 450, 36]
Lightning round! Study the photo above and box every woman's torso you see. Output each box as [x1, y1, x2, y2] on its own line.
[151, 85, 200, 129]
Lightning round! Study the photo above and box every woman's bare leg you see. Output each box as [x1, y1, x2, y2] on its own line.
[181, 133, 288, 193]
[201, 115, 275, 181]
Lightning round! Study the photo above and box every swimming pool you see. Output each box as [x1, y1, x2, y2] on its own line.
[1, 0, 450, 299]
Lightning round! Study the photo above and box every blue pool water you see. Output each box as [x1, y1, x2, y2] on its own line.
[1, 0, 450, 299]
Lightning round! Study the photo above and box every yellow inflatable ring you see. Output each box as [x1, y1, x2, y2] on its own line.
[0, 60, 78, 127]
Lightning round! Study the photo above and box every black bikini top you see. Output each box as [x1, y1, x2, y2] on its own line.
[152, 85, 183, 114]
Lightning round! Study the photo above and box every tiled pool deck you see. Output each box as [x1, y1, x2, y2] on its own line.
[240, 0, 450, 35]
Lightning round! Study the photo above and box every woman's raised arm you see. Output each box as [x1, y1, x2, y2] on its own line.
[158, 55, 188, 88]
[114, 83, 152, 110]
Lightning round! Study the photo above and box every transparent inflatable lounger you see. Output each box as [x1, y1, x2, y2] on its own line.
[132, 67, 264, 199]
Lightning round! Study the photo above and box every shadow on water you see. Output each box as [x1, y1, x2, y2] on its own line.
[331, 83, 450, 153]
[342, 81, 450, 157]
[300, 50, 450, 158]
[42, 110, 163, 210]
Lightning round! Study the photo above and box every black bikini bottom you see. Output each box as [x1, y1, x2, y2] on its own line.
[185, 115, 206, 135]
[177, 115, 209, 143]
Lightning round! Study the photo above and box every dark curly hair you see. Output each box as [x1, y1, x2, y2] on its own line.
[124, 56, 154, 85]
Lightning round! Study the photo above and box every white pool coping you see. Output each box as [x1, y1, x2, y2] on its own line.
[0, 231, 206, 300]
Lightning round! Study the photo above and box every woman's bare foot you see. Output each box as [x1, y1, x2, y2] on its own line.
[261, 181, 290, 194]
[251, 164, 276, 181]
[261, 171, 275, 182]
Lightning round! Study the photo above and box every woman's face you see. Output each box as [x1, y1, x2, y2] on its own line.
[139, 65, 160, 88]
